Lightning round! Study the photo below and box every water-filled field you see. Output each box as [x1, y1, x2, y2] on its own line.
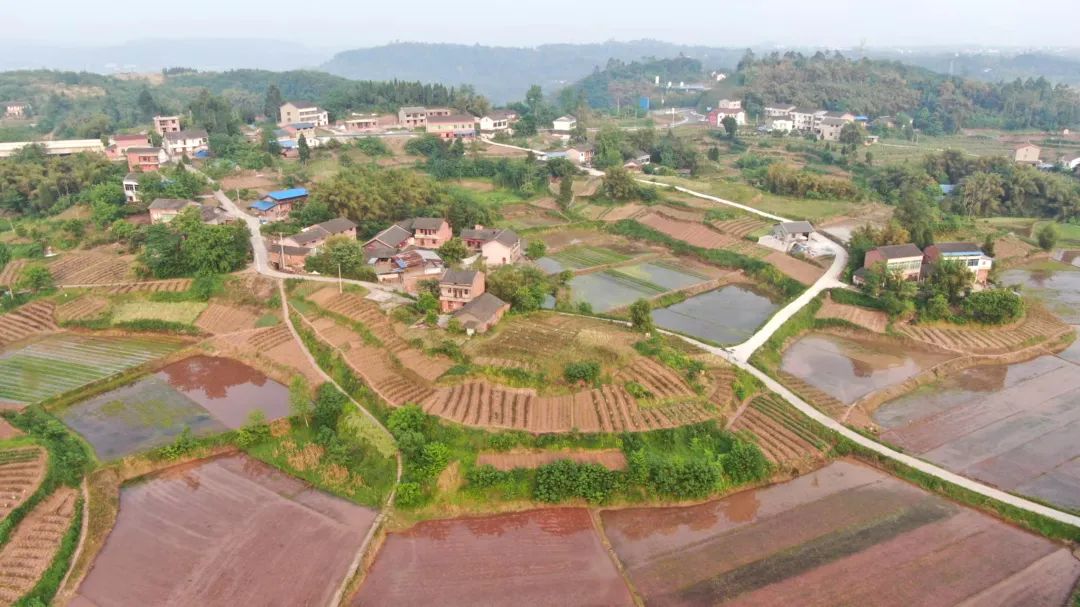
[1001, 265, 1080, 323]
[569, 262, 708, 312]
[652, 285, 780, 345]
[0, 334, 183, 405]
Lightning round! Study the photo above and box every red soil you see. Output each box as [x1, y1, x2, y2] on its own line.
[476, 449, 627, 471]
[352, 508, 633, 607]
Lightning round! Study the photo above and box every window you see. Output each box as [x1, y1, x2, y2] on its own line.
[967, 259, 979, 267]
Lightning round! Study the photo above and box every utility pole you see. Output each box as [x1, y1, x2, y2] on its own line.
[337, 262, 343, 294]
[278, 232, 285, 273]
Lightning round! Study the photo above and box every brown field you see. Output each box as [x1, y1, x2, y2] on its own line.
[54, 296, 109, 323]
[776, 371, 849, 419]
[195, 302, 258, 334]
[72, 454, 377, 607]
[600, 459, 1080, 606]
[993, 234, 1038, 265]
[476, 142, 529, 158]
[815, 296, 887, 333]
[0, 447, 47, 521]
[47, 252, 132, 285]
[638, 211, 771, 260]
[713, 217, 771, 239]
[0, 419, 22, 440]
[0, 302, 58, 348]
[0, 486, 78, 604]
[898, 305, 1071, 354]
[98, 279, 192, 294]
[593, 203, 648, 221]
[210, 325, 323, 386]
[476, 449, 627, 470]
[456, 179, 495, 192]
[614, 357, 696, 400]
[763, 251, 827, 285]
[728, 395, 825, 466]
[219, 170, 278, 193]
[352, 508, 634, 607]
[0, 259, 27, 287]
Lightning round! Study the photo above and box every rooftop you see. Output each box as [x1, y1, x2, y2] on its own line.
[249, 200, 278, 212]
[428, 113, 476, 124]
[873, 243, 924, 260]
[289, 218, 356, 246]
[367, 224, 413, 249]
[441, 269, 480, 286]
[164, 129, 208, 141]
[454, 292, 508, 326]
[460, 227, 519, 247]
[931, 242, 985, 255]
[149, 198, 195, 211]
[778, 220, 814, 234]
[265, 188, 308, 201]
[398, 217, 447, 231]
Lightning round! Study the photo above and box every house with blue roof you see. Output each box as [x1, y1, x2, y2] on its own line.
[250, 188, 308, 221]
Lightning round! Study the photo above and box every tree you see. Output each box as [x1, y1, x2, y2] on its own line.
[0, 243, 9, 271]
[526, 240, 547, 259]
[957, 172, 1006, 216]
[721, 116, 738, 139]
[963, 290, 1024, 324]
[629, 298, 654, 333]
[437, 237, 469, 265]
[85, 182, 126, 227]
[298, 134, 311, 163]
[839, 122, 866, 147]
[304, 236, 374, 280]
[1037, 223, 1058, 251]
[556, 175, 574, 211]
[600, 167, 639, 201]
[17, 264, 53, 292]
[263, 84, 283, 123]
[707, 146, 720, 161]
[136, 88, 159, 121]
[924, 259, 974, 305]
[289, 376, 312, 426]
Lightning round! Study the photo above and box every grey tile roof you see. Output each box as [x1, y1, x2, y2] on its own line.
[441, 269, 479, 286]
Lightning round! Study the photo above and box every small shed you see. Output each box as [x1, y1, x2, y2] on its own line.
[773, 221, 815, 242]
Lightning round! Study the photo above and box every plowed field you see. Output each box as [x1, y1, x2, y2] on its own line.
[600, 460, 1080, 606]
[815, 297, 887, 333]
[54, 296, 109, 323]
[728, 395, 826, 466]
[898, 306, 1070, 354]
[73, 454, 377, 607]
[0, 260, 27, 288]
[47, 252, 131, 285]
[100, 279, 191, 294]
[0, 447, 46, 520]
[195, 303, 258, 334]
[476, 449, 627, 470]
[0, 302, 57, 348]
[0, 486, 77, 605]
[639, 212, 737, 249]
[352, 508, 633, 607]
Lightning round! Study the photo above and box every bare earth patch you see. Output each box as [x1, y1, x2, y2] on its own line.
[195, 303, 259, 334]
[0, 486, 77, 604]
[816, 296, 887, 333]
[477, 449, 627, 471]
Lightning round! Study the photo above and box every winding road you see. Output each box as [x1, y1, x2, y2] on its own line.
[214, 159, 1080, 530]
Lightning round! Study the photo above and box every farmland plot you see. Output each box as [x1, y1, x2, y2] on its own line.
[111, 301, 206, 325]
[47, 252, 131, 285]
[550, 246, 630, 269]
[569, 262, 707, 312]
[600, 460, 1080, 606]
[73, 454, 377, 607]
[0, 259, 27, 288]
[0, 486, 78, 605]
[0, 334, 183, 405]
[0, 302, 57, 349]
[353, 508, 633, 607]
[0, 447, 47, 520]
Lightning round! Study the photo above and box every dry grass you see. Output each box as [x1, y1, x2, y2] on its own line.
[112, 302, 207, 325]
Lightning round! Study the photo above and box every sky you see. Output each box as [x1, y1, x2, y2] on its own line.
[4, 0, 1079, 50]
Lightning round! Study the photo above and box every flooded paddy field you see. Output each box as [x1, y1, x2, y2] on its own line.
[875, 339, 1080, 510]
[600, 460, 1080, 606]
[61, 355, 290, 460]
[0, 334, 183, 405]
[568, 262, 710, 312]
[1002, 264, 1080, 323]
[652, 285, 780, 345]
[780, 333, 952, 404]
[352, 508, 632, 606]
[72, 454, 376, 607]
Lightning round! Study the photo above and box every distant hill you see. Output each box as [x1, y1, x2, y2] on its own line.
[863, 50, 1080, 87]
[320, 40, 746, 103]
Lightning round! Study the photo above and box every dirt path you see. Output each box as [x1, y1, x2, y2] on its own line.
[724, 393, 760, 430]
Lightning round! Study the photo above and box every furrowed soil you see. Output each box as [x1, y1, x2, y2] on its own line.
[71, 454, 377, 607]
[815, 296, 887, 333]
[476, 449, 628, 471]
[599, 460, 1080, 606]
[351, 508, 634, 607]
[0, 447, 46, 520]
[0, 486, 78, 604]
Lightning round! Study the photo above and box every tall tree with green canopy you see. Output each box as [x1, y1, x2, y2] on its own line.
[298, 134, 311, 163]
[263, 84, 283, 123]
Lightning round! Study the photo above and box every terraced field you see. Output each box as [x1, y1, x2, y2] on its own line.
[0, 334, 183, 405]
[195, 303, 258, 334]
[815, 296, 887, 333]
[0, 448, 46, 520]
[614, 358, 695, 400]
[0, 259, 27, 288]
[730, 395, 827, 465]
[639, 212, 736, 249]
[0, 486, 77, 604]
[48, 252, 131, 285]
[550, 246, 630, 269]
[713, 216, 771, 238]
[898, 306, 1071, 354]
[0, 302, 57, 349]
[54, 296, 109, 323]
[99, 279, 191, 294]
[777, 371, 849, 419]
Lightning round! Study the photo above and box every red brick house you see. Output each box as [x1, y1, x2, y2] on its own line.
[126, 147, 167, 172]
[398, 217, 452, 248]
[460, 226, 521, 267]
[855, 243, 924, 285]
[453, 293, 509, 334]
[268, 217, 357, 272]
[439, 269, 485, 313]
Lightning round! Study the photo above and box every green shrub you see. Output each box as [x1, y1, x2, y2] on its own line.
[312, 383, 348, 432]
[535, 459, 620, 504]
[963, 289, 1024, 325]
[563, 360, 601, 384]
[722, 438, 772, 484]
[396, 481, 423, 507]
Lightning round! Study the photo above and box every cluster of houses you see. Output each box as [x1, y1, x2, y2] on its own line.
[1, 101, 30, 119]
[757, 103, 862, 141]
[854, 242, 994, 286]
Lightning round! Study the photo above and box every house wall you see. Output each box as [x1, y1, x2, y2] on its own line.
[153, 116, 181, 135]
[1015, 147, 1040, 163]
[481, 240, 520, 266]
[414, 223, 451, 248]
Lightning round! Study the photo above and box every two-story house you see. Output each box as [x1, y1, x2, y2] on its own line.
[364, 224, 415, 260]
[126, 147, 168, 172]
[426, 114, 477, 139]
[163, 129, 209, 159]
[123, 173, 141, 203]
[764, 103, 796, 118]
[552, 115, 577, 133]
[816, 117, 848, 142]
[398, 106, 428, 128]
[439, 269, 486, 312]
[3, 102, 30, 118]
[267, 217, 357, 271]
[708, 107, 746, 127]
[790, 108, 823, 131]
[565, 144, 594, 166]
[857, 243, 925, 284]
[923, 242, 994, 284]
[279, 101, 329, 127]
[153, 115, 181, 135]
[460, 226, 522, 267]
[375, 249, 445, 292]
[112, 133, 150, 154]
[477, 110, 517, 134]
[248, 188, 309, 222]
[397, 218, 452, 248]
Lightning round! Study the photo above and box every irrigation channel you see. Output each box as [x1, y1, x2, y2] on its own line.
[210, 160, 1080, 533]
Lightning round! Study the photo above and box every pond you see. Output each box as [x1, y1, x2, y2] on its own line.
[569, 263, 707, 312]
[1001, 264, 1080, 323]
[780, 333, 952, 404]
[61, 356, 290, 460]
[536, 257, 565, 274]
[651, 285, 781, 345]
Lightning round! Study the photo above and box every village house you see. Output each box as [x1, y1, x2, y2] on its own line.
[708, 107, 747, 127]
[439, 269, 485, 312]
[453, 292, 510, 335]
[163, 129, 209, 159]
[248, 188, 308, 222]
[773, 221, 815, 245]
[767, 116, 794, 132]
[460, 226, 522, 267]
[565, 144, 594, 166]
[397, 217, 452, 248]
[111, 133, 149, 154]
[267, 217, 357, 272]
[364, 224, 415, 260]
[790, 108, 823, 131]
[153, 115, 181, 135]
[2, 102, 30, 118]
[715, 99, 742, 110]
[764, 103, 796, 118]
[148, 199, 226, 224]
[342, 113, 380, 131]
[398, 106, 428, 128]
[856, 243, 925, 284]
[375, 249, 445, 292]
[1014, 144, 1041, 165]
[815, 117, 848, 142]
[552, 115, 577, 133]
[923, 242, 994, 285]
[280, 101, 329, 127]
[477, 110, 517, 134]
[425, 113, 477, 139]
[282, 122, 317, 143]
[125, 147, 168, 172]
[0, 140, 106, 159]
[122, 173, 141, 203]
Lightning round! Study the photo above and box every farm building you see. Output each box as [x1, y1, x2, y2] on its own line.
[374, 249, 445, 293]
[364, 224, 415, 260]
[460, 226, 522, 267]
[774, 221, 814, 243]
[439, 269, 485, 313]
[856, 243, 924, 284]
[453, 292, 509, 335]
[923, 242, 993, 284]
[397, 217, 452, 249]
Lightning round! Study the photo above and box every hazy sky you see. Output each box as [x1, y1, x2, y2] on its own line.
[4, 0, 1078, 49]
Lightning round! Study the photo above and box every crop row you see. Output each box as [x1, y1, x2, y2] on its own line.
[602, 269, 667, 295]
[552, 246, 630, 269]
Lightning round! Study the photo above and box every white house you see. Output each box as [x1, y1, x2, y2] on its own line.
[716, 99, 742, 110]
[163, 129, 209, 159]
[123, 173, 141, 203]
[279, 101, 329, 127]
[478, 110, 516, 133]
[552, 115, 577, 133]
[764, 104, 796, 118]
[767, 117, 794, 132]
